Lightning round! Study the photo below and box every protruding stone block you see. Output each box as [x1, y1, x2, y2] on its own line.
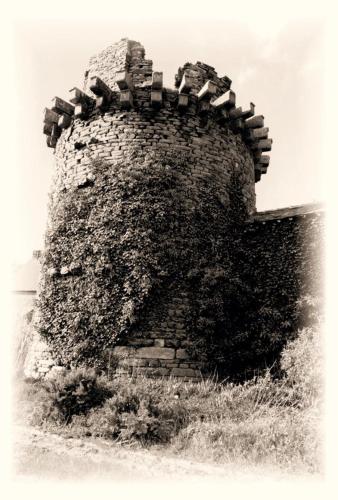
[151, 90, 162, 108]
[119, 90, 133, 109]
[257, 155, 270, 165]
[178, 73, 192, 94]
[253, 127, 269, 139]
[58, 114, 72, 129]
[46, 136, 57, 148]
[177, 93, 189, 109]
[247, 127, 269, 141]
[89, 76, 113, 99]
[197, 80, 217, 100]
[245, 115, 264, 129]
[244, 126, 269, 144]
[135, 347, 175, 359]
[228, 107, 242, 120]
[43, 122, 53, 135]
[151, 72, 163, 90]
[212, 90, 236, 110]
[51, 123, 61, 138]
[51, 97, 74, 116]
[240, 102, 255, 120]
[255, 169, 262, 182]
[43, 108, 61, 124]
[74, 103, 88, 118]
[115, 71, 133, 91]
[69, 87, 94, 106]
[253, 138, 273, 152]
[94, 96, 107, 110]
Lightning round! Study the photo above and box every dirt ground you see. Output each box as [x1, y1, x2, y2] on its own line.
[13, 424, 239, 481]
[12, 424, 317, 483]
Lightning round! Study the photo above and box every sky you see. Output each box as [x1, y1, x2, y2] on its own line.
[7, 4, 326, 265]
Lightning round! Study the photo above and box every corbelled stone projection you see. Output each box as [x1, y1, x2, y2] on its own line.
[26, 38, 322, 381]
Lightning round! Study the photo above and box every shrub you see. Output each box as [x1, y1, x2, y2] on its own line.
[26, 371, 188, 444]
[84, 377, 188, 444]
[280, 323, 323, 409]
[30, 368, 113, 425]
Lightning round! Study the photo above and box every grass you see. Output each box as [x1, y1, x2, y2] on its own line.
[14, 323, 323, 476]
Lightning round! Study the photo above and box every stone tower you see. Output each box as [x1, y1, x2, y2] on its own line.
[38, 38, 272, 380]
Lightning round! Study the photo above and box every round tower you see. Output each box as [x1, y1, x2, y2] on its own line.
[38, 38, 272, 380]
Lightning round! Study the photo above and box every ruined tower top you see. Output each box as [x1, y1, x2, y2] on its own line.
[83, 39, 152, 93]
[43, 38, 272, 182]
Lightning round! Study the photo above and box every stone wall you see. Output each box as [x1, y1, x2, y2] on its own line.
[243, 204, 324, 302]
[238, 204, 324, 378]
[13, 297, 64, 379]
[111, 290, 202, 380]
[83, 39, 152, 94]
[53, 102, 256, 202]
[175, 61, 231, 96]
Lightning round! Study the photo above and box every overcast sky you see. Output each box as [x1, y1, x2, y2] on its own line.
[8, 6, 326, 264]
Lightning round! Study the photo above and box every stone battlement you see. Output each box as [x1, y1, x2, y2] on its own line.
[43, 38, 272, 183]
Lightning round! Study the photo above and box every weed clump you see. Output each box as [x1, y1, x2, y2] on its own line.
[83, 383, 188, 444]
[28, 368, 113, 425]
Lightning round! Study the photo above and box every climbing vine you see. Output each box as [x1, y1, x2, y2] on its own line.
[37, 152, 317, 380]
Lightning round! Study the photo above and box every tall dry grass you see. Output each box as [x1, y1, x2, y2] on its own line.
[15, 322, 323, 474]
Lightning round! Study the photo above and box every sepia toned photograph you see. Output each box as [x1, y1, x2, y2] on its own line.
[4, 1, 336, 497]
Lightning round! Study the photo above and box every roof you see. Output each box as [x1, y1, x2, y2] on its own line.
[249, 202, 324, 223]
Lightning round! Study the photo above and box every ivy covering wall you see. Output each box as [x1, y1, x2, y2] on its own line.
[37, 152, 323, 381]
